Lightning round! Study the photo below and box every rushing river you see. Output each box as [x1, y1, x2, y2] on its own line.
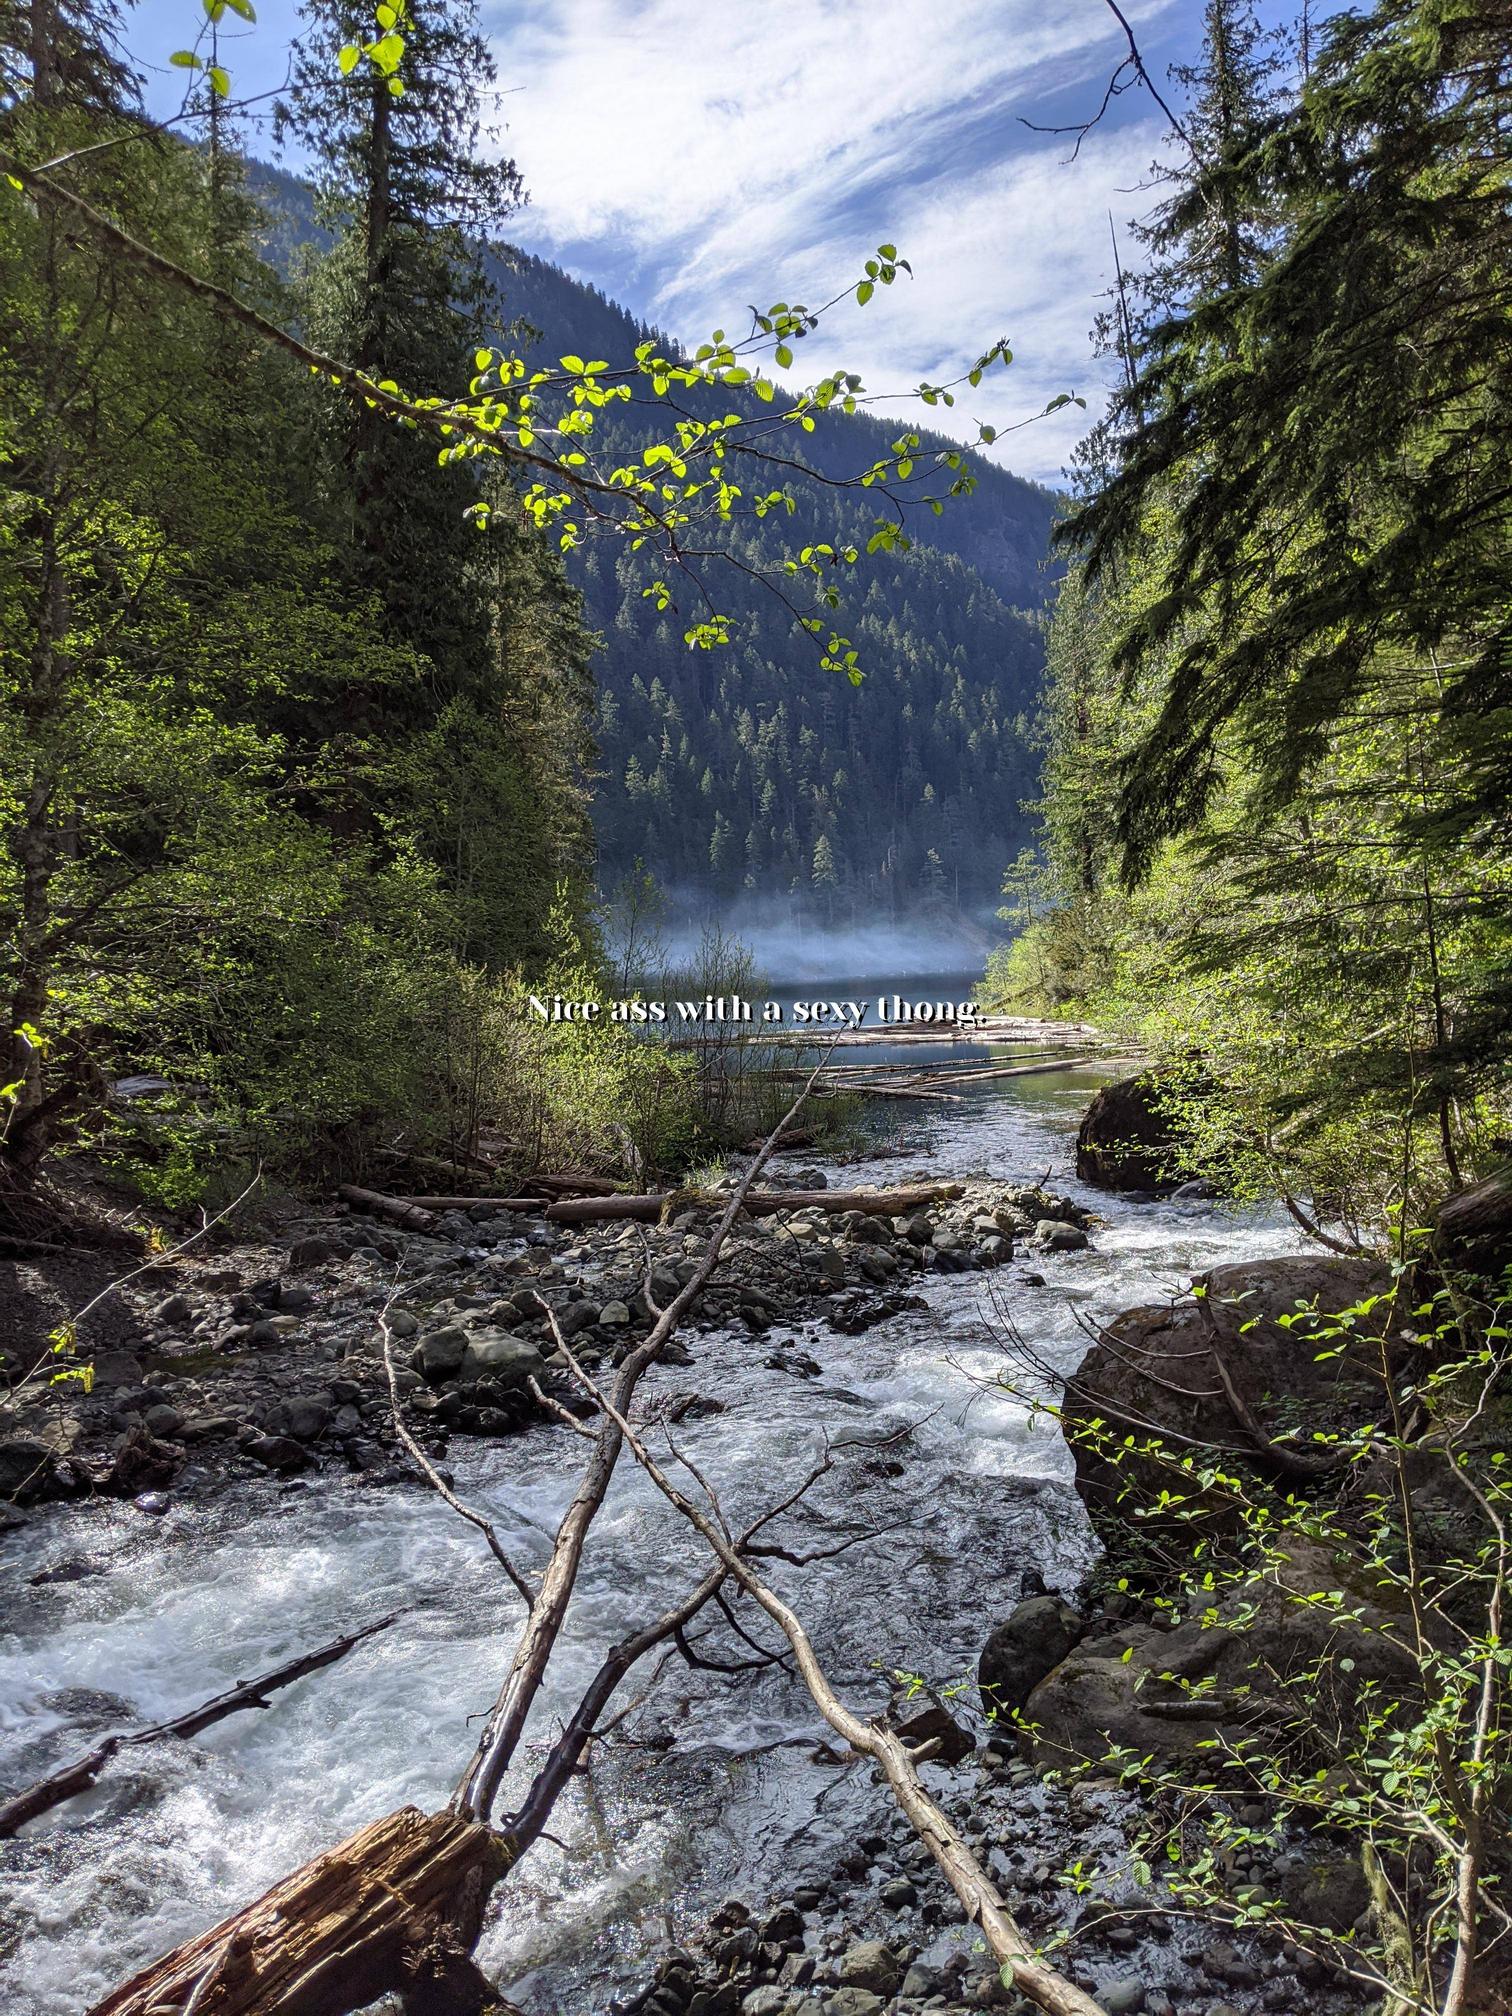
[0, 1066, 1309, 2014]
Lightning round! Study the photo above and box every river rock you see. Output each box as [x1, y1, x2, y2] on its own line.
[244, 1431, 312, 1474]
[979, 1594, 1084, 1718]
[1075, 1071, 1190, 1193]
[412, 1325, 470, 1380]
[259, 1395, 331, 1441]
[1096, 1981, 1145, 2015]
[837, 1942, 898, 1995]
[1029, 1220, 1087, 1252]
[460, 1329, 545, 1386]
[598, 1300, 631, 1327]
[0, 1435, 61, 1503]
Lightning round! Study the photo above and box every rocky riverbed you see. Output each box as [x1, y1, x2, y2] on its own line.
[0, 1173, 1094, 1519]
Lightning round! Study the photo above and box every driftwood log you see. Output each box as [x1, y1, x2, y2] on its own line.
[335, 1184, 438, 1232]
[543, 1182, 963, 1225]
[0, 1613, 399, 1838]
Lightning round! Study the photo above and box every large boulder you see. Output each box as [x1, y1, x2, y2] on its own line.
[1064, 1254, 1400, 1541]
[1022, 1539, 1414, 1776]
[1075, 1071, 1189, 1193]
[1430, 1165, 1512, 1283]
[978, 1594, 1084, 1720]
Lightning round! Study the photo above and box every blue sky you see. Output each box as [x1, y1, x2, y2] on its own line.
[127, 1, 1309, 486]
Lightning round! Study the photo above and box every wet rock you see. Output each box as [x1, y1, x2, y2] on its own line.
[837, 1942, 899, 1995]
[0, 1435, 60, 1504]
[1201, 1945, 1259, 1989]
[412, 1325, 470, 1381]
[759, 1904, 805, 1946]
[879, 1876, 917, 1908]
[460, 1329, 546, 1387]
[386, 1309, 420, 1340]
[133, 1490, 171, 1516]
[741, 1991, 786, 2016]
[1097, 1982, 1145, 2016]
[244, 1432, 312, 1474]
[598, 1299, 632, 1327]
[30, 1555, 107, 1587]
[978, 1594, 1084, 1718]
[891, 1692, 974, 1765]
[276, 1284, 317, 1313]
[555, 1299, 599, 1339]
[144, 1403, 184, 1438]
[901, 1962, 943, 1998]
[1030, 1221, 1087, 1253]
[260, 1395, 331, 1442]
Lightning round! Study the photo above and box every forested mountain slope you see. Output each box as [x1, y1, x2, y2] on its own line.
[251, 161, 1060, 922]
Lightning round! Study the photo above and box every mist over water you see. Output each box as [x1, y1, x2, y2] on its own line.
[653, 908, 1000, 988]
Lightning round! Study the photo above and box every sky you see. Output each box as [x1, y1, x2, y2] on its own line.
[127, 0, 1303, 487]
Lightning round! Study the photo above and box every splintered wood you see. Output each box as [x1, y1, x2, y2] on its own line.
[88, 1806, 503, 2016]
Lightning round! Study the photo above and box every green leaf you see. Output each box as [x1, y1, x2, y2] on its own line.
[338, 43, 360, 72]
[170, 49, 203, 69]
[209, 64, 230, 96]
[856, 280, 874, 307]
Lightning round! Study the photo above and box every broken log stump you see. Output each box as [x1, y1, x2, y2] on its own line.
[88, 1805, 505, 2016]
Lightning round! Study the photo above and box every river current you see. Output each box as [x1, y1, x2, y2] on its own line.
[0, 1066, 1309, 2013]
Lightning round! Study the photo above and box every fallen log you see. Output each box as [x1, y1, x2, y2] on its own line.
[88, 1804, 504, 2016]
[815, 1081, 963, 1104]
[909, 1055, 1108, 1091]
[336, 1184, 436, 1233]
[543, 1182, 963, 1225]
[1, 1612, 399, 1839]
[379, 1195, 541, 1212]
[523, 1172, 620, 1198]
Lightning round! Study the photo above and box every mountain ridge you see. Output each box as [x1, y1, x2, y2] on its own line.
[248, 158, 1058, 923]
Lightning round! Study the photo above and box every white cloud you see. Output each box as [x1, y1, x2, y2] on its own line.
[484, 0, 1178, 482]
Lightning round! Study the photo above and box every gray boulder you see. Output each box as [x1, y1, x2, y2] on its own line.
[260, 1395, 331, 1442]
[460, 1329, 545, 1387]
[412, 1325, 469, 1381]
[979, 1593, 1084, 1719]
[837, 1941, 899, 1995]
[1030, 1220, 1087, 1252]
